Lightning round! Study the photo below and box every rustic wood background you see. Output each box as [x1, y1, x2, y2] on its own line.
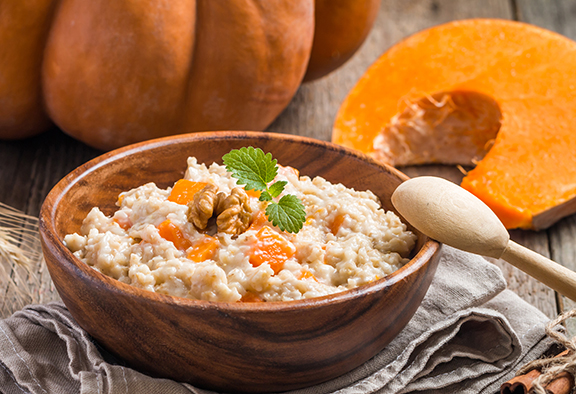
[0, 0, 575, 333]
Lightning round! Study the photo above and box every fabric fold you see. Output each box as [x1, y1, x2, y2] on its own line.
[0, 247, 556, 394]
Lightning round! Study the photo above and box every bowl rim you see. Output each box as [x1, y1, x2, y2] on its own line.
[39, 130, 441, 313]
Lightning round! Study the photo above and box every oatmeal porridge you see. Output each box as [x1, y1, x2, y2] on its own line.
[64, 153, 416, 302]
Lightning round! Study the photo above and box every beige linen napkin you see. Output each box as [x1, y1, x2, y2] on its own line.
[0, 246, 556, 394]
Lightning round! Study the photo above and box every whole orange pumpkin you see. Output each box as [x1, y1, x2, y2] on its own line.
[0, 0, 379, 150]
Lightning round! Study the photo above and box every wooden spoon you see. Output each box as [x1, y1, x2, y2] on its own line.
[392, 176, 576, 301]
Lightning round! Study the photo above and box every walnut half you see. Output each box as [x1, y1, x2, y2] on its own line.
[187, 184, 219, 230]
[216, 187, 252, 236]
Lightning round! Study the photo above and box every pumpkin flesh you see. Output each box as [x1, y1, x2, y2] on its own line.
[372, 90, 501, 166]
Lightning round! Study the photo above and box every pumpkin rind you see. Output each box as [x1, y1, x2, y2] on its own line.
[304, 0, 381, 82]
[181, 1, 315, 136]
[0, 0, 376, 148]
[0, 0, 56, 139]
[43, 0, 198, 150]
[43, 0, 315, 150]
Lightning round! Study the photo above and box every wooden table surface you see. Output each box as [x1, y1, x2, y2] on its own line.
[1, 0, 575, 333]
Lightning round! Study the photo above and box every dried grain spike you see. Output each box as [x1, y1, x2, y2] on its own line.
[0, 202, 45, 317]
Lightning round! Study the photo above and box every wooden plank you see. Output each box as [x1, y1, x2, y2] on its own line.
[516, 0, 576, 332]
[549, 216, 576, 334]
[516, 0, 576, 39]
[0, 129, 101, 216]
[505, 230, 557, 317]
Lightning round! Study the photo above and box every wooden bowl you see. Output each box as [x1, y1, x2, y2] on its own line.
[39, 131, 441, 393]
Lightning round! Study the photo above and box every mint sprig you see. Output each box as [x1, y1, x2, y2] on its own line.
[223, 147, 306, 233]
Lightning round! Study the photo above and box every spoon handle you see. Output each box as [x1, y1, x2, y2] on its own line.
[501, 240, 576, 301]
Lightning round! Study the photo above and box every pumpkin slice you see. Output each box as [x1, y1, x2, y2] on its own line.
[332, 19, 576, 230]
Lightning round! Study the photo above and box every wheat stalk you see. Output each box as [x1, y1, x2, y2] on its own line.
[0, 202, 43, 316]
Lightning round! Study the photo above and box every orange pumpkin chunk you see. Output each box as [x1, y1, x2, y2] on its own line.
[167, 179, 207, 205]
[333, 19, 576, 230]
[113, 215, 132, 231]
[250, 227, 296, 275]
[187, 235, 220, 263]
[245, 189, 262, 199]
[330, 213, 347, 235]
[157, 220, 192, 251]
[240, 291, 264, 303]
[298, 269, 319, 282]
[247, 211, 269, 232]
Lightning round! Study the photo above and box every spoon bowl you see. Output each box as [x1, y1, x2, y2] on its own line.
[392, 176, 576, 301]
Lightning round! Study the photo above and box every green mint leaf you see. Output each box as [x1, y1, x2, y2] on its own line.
[259, 190, 273, 202]
[265, 195, 306, 233]
[223, 147, 277, 191]
[268, 181, 287, 198]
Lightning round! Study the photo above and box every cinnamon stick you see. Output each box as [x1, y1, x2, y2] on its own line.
[501, 351, 574, 394]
